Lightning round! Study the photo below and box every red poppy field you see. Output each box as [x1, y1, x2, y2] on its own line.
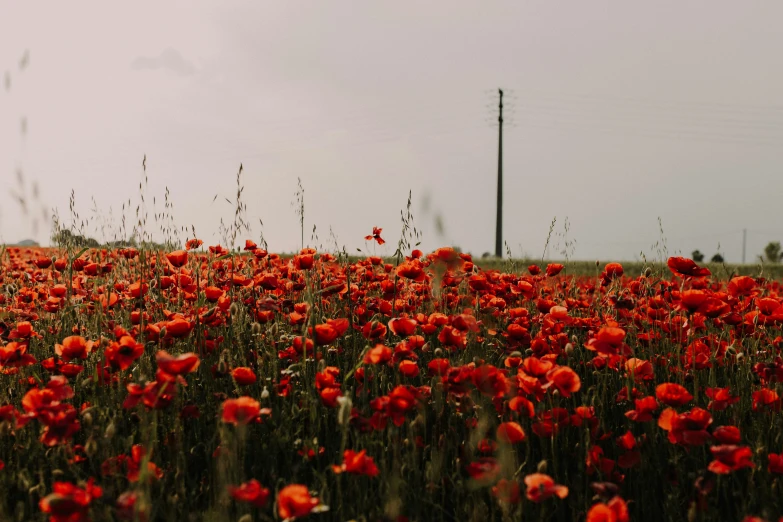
[1, 240, 782, 522]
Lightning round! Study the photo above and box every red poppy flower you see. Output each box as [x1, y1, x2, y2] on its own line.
[492, 479, 521, 504]
[364, 227, 385, 245]
[546, 366, 581, 397]
[655, 383, 693, 407]
[105, 336, 144, 371]
[705, 387, 739, 411]
[126, 445, 164, 483]
[332, 449, 379, 477]
[156, 351, 200, 375]
[753, 389, 782, 411]
[397, 260, 426, 282]
[625, 396, 659, 423]
[389, 317, 417, 337]
[55, 336, 94, 362]
[586, 496, 629, 522]
[708, 445, 754, 474]
[465, 457, 501, 483]
[667, 256, 711, 278]
[231, 367, 257, 386]
[364, 344, 392, 365]
[712, 425, 741, 445]
[624, 358, 654, 382]
[209, 245, 228, 256]
[362, 320, 387, 341]
[221, 397, 261, 425]
[545, 264, 564, 277]
[39, 478, 103, 522]
[438, 326, 467, 350]
[204, 286, 224, 302]
[277, 485, 320, 520]
[165, 250, 188, 268]
[768, 453, 783, 474]
[523, 473, 568, 502]
[398, 360, 420, 378]
[229, 479, 270, 507]
[0, 342, 37, 369]
[312, 318, 349, 345]
[427, 358, 451, 376]
[603, 262, 624, 279]
[727, 275, 756, 297]
[585, 326, 630, 356]
[658, 407, 712, 446]
[164, 318, 193, 339]
[497, 421, 526, 444]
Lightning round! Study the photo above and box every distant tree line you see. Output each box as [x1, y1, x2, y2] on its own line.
[51, 229, 170, 250]
[690, 250, 723, 263]
[691, 242, 783, 265]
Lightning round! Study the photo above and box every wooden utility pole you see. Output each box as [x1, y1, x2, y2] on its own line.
[495, 88, 503, 258]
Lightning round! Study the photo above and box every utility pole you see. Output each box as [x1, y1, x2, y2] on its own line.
[495, 88, 503, 258]
[742, 228, 747, 264]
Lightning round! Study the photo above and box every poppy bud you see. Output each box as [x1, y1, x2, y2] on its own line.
[509, 351, 522, 358]
[644, 267, 652, 278]
[337, 396, 353, 426]
[261, 386, 270, 400]
[434, 348, 444, 357]
[317, 359, 326, 373]
[159, 326, 167, 339]
[525, 349, 534, 355]
[84, 437, 98, 457]
[81, 412, 93, 427]
[251, 322, 262, 336]
[217, 359, 228, 374]
[52, 469, 65, 477]
[687, 503, 698, 522]
[537, 460, 548, 473]
[564, 343, 574, 355]
[238, 516, 252, 522]
[229, 302, 239, 317]
[571, 335, 578, 344]
[421, 342, 431, 353]
[104, 420, 117, 440]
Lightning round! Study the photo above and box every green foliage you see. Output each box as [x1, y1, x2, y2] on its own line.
[764, 241, 783, 264]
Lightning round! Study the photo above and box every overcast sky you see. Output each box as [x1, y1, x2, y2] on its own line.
[1, 1, 782, 262]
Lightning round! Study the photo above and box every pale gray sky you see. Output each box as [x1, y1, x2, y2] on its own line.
[2, 1, 782, 262]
